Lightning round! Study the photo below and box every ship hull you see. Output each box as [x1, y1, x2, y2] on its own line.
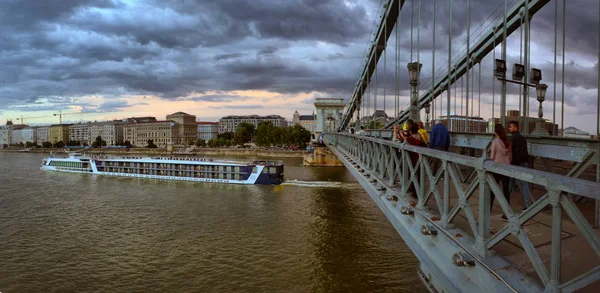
[41, 155, 284, 185]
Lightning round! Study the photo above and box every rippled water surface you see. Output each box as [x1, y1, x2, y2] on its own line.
[0, 152, 424, 292]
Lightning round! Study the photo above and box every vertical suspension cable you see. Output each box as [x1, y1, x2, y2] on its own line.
[410, 0, 414, 61]
[598, 0, 600, 139]
[561, 0, 566, 136]
[395, 14, 399, 121]
[492, 26, 496, 124]
[466, 0, 470, 132]
[384, 23, 387, 118]
[478, 62, 481, 119]
[471, 59, 475, 129]
[519, 13, 523, 117]
[417, 0, 421, 122]
[447, 0, 452, 131]
[374, 48, 378, 128]
[525, 2, 531, 134]
[501, 0, 507, 126]
[553, 0, 558, 135]
[432, 0, 436, 125]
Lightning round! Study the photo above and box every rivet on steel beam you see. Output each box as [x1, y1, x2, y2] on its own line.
[400, 206, 414, 215]
[452, 253, 475, 267]
[420, 225, 438, 236]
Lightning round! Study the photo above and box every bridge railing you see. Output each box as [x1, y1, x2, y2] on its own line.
[324, 132, 600, 292]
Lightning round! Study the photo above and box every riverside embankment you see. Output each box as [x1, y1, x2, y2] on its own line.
[1, 147, 306, 158]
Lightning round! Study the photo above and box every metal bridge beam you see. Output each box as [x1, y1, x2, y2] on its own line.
[340, 0, 405, 130]
[382, 0, 551, 129]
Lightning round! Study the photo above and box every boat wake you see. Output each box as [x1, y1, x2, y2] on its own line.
[280, 180, 348, 188]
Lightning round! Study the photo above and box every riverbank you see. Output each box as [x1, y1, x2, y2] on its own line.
[0, 147, 306, 158]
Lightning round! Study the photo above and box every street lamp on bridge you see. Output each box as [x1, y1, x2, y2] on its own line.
[424, 103, 431, 129]
[407, 62, 423, 122]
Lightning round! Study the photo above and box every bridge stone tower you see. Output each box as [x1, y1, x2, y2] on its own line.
[314, 98, 345, 137]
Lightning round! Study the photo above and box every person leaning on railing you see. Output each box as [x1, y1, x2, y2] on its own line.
[406, 122, 424, 197]
[490, 123, 512, 221]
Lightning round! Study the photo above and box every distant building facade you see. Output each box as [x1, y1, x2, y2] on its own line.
[562, 126, 591, 139]
[292, 111, 316, 133]
[358, 110, 396, 128]
[49, 124, 71, 144]
[69, 124, 92, 145]
[166, 112, 197, 145]
[88, 121, 122, 146]
[124, 121, 176, 147]
[197, 122, 219, 141]
[20, 128, 37, 144]
[125, 117, 157, 123]
[439, 115, 488, 133]
[487, 111, 558, 135]
[219, 115, 287, 133]
[0, 120, 28, 145]
[36, 127, 50, 143]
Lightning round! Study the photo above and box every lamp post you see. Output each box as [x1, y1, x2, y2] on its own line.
[531, 84, 548, 136]
[407, 62, 423, 122]
[424, 103, 431, 129]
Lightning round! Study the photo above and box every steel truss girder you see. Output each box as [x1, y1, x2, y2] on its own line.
[324, 133, 600, 292]
[340, 0, 406, 129]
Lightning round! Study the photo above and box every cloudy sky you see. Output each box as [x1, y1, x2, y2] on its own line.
[0, 0, 598, 133]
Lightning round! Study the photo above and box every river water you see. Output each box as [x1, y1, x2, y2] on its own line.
[0, 152, 424, 292]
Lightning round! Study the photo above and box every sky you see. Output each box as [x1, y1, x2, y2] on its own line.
[0, 0, 598, 134]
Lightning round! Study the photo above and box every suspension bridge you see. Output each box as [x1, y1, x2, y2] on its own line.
[323, 0, 600, 292]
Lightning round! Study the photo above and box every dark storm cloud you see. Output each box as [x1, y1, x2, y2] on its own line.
[0, 0, 598, 120]
[215, 53, 245, 61]
[0, 0, 374, 109]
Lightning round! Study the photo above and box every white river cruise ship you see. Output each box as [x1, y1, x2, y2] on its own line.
[41, 152, 284, 185]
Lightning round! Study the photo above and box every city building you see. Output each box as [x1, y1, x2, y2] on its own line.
[125, 117, 157, 123]
[561, 126, 591, 139]
[89, 121, 124, 146]
[197, 122, 219, 141]
[124, 120, 176, 147]
[439, 115, 488, 132]
[49, 124, 71, 144]
[487, 110, 558, 135]
[36, 126, 50, 143]
[292, 111, 317, 133]
[219, 115, 287, 133]
[20, 127, 38, 144]
[166, 112, 197, 145]
[11, 129, 23, 144]
[0, 120, 28, 145]
[358, 110, 396, 128]
[69, 123, 92, 145]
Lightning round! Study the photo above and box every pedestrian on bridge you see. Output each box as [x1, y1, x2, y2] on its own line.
[508, 121, 533, 209]
[429, 120, 450, 176]
[490, 123, 512, 220]
[429, 120, 450, 151]
[406, 123, 424, 197]
[417, 121, 429, 147]
[357, 126, 366, 136]
[399, 119, 415, 142]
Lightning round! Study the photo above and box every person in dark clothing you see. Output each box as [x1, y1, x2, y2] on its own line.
[429, 119, 450, 177]
[508, 121, 533, 209]
[429, 119, 450, 151]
